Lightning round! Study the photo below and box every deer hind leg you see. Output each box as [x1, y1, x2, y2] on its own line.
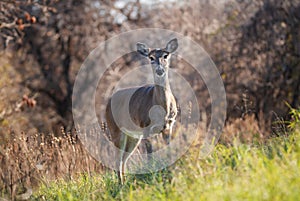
[143, 139, 153, 168]
[118, 132, 128, 184]
[119, 133, 142, 184]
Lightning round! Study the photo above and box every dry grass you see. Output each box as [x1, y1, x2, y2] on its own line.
[221, 114, 263, 145]
[0, 119, 208, 200]
[0, 128, 104, 200]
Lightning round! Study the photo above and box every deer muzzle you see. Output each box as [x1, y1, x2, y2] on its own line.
[155, 67, 165, 76]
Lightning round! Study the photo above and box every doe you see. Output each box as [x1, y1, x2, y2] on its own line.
[105, 38, 178, 184]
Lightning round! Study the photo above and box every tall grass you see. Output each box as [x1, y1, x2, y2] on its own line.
[0, 129, 104, 200]
[1, 107, 298, 200]
[32, 123, 300, 200]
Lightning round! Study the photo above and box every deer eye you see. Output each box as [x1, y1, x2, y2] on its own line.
[163, 54, 169, 59]
[149, 56, 155, 62]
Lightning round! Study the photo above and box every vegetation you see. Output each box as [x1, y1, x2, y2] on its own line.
[0, 0, 300, 200]
[32, 110, 300, 201]
[32, 133, 300, 201]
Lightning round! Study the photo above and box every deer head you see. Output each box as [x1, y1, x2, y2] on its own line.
[136, 38, 178, 83]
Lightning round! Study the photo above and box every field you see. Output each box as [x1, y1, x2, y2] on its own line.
[32, 112, 300, 201]
[1, 1, 300, 200]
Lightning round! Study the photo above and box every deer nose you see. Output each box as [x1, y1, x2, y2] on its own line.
[155, 68, 165, 76]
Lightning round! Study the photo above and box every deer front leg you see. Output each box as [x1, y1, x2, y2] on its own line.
[162, 117, 176, 144]
[119, 133, 142, 184]
[162, 104, 177, 144]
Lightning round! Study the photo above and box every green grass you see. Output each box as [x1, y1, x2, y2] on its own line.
[33, 107, 300, 201]
[32, 127, 300, 201]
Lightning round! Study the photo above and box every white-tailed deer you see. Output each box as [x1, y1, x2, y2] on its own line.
[105, 38, 178, 184]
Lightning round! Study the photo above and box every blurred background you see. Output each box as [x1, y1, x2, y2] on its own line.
[0, 0, 299, 198]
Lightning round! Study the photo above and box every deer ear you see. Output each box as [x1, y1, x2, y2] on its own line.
[165, 38, 178, 53]
[137, 42, 149, 57]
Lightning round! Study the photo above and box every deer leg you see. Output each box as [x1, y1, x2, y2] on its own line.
[145, 139, 153, 154]
[143, 139, 153, 168]
[118, 132, 128, 184]
[121, 135, 142, 183]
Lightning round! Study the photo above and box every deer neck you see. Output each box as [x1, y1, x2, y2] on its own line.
[153, 72, 171, 107]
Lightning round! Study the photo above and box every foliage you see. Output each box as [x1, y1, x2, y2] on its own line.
[32, 129, 300, 201]
[288, 105, 300, 131]
[0, 129, 104, 200]
[1, 0, 299, 134]
[1, 0, 300, 199]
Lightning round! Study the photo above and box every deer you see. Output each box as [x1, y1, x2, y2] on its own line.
[105, 38, 178, 184]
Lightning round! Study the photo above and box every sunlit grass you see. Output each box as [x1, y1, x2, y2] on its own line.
[32, 128, 300, 201]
